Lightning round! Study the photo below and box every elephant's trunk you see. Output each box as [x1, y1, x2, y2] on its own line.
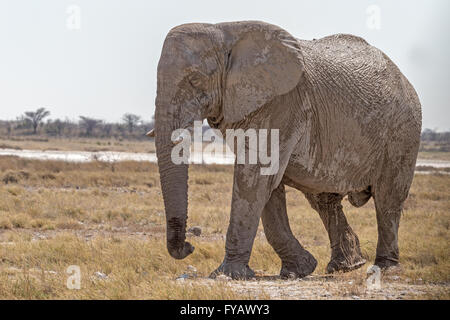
[155, 99, 194, 260]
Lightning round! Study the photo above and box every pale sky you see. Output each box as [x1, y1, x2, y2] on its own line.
[1, 0, 449, 130]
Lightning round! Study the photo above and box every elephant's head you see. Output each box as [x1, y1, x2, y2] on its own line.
[154, 21, 305, 259]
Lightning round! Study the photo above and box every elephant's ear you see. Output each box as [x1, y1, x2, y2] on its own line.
[222, 22, 305, 124]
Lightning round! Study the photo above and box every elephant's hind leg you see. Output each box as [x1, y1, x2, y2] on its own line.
[305, 193, 366, 273]
[262, 183, 317, 279]
[372, 165, 413, 269]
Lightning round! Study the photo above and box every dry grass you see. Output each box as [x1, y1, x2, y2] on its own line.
[0, 137, 156, 153]
[418, 151, 450, 161]
[0, 155, 448, 299]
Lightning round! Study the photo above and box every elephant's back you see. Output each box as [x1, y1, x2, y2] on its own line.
[299, 34, 400, 108]
[298, 34, 421, 135]
[287, 35, 422, 193]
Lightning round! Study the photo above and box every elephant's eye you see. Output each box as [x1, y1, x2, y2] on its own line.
[188, 72, 207, 89]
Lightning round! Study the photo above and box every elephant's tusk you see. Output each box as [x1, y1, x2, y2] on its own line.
[146, 129, 155, 137]
[172, 127, 193, 145]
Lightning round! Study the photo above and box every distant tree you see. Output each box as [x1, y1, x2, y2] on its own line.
[103, 123, 113, 136]
[79, 116, 102, 137]
[116, 123, 127, 136]
[6, 121, 12, 136]
[24, 108, 50, 134]
[122, 113, 141, 134]
[14, 115, 31, 130]
[441, 132, 450, 143]
[55, 119, 67, 136]
[45, 119, 66, 136]
[63, 118, 77, 136]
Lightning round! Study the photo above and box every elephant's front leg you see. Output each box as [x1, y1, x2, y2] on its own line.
[261, 183, 317, 278]
[210, 164, 278, 280]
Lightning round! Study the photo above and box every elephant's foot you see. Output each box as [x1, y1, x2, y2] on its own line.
[374, 256, 400, 270]
[326, 230, 366, 273]
[280, 249, 317, 279]
[209, 262, 255, 280]
[326, 255, 366, 274]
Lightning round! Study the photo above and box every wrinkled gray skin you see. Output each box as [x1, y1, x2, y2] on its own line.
[154, 21, 422, 279]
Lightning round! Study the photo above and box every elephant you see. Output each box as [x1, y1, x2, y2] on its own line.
[152, 21, 422, 279]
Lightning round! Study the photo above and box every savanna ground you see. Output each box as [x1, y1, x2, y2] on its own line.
[0, 137, 156, 153]
[0, 138, 449, 299]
